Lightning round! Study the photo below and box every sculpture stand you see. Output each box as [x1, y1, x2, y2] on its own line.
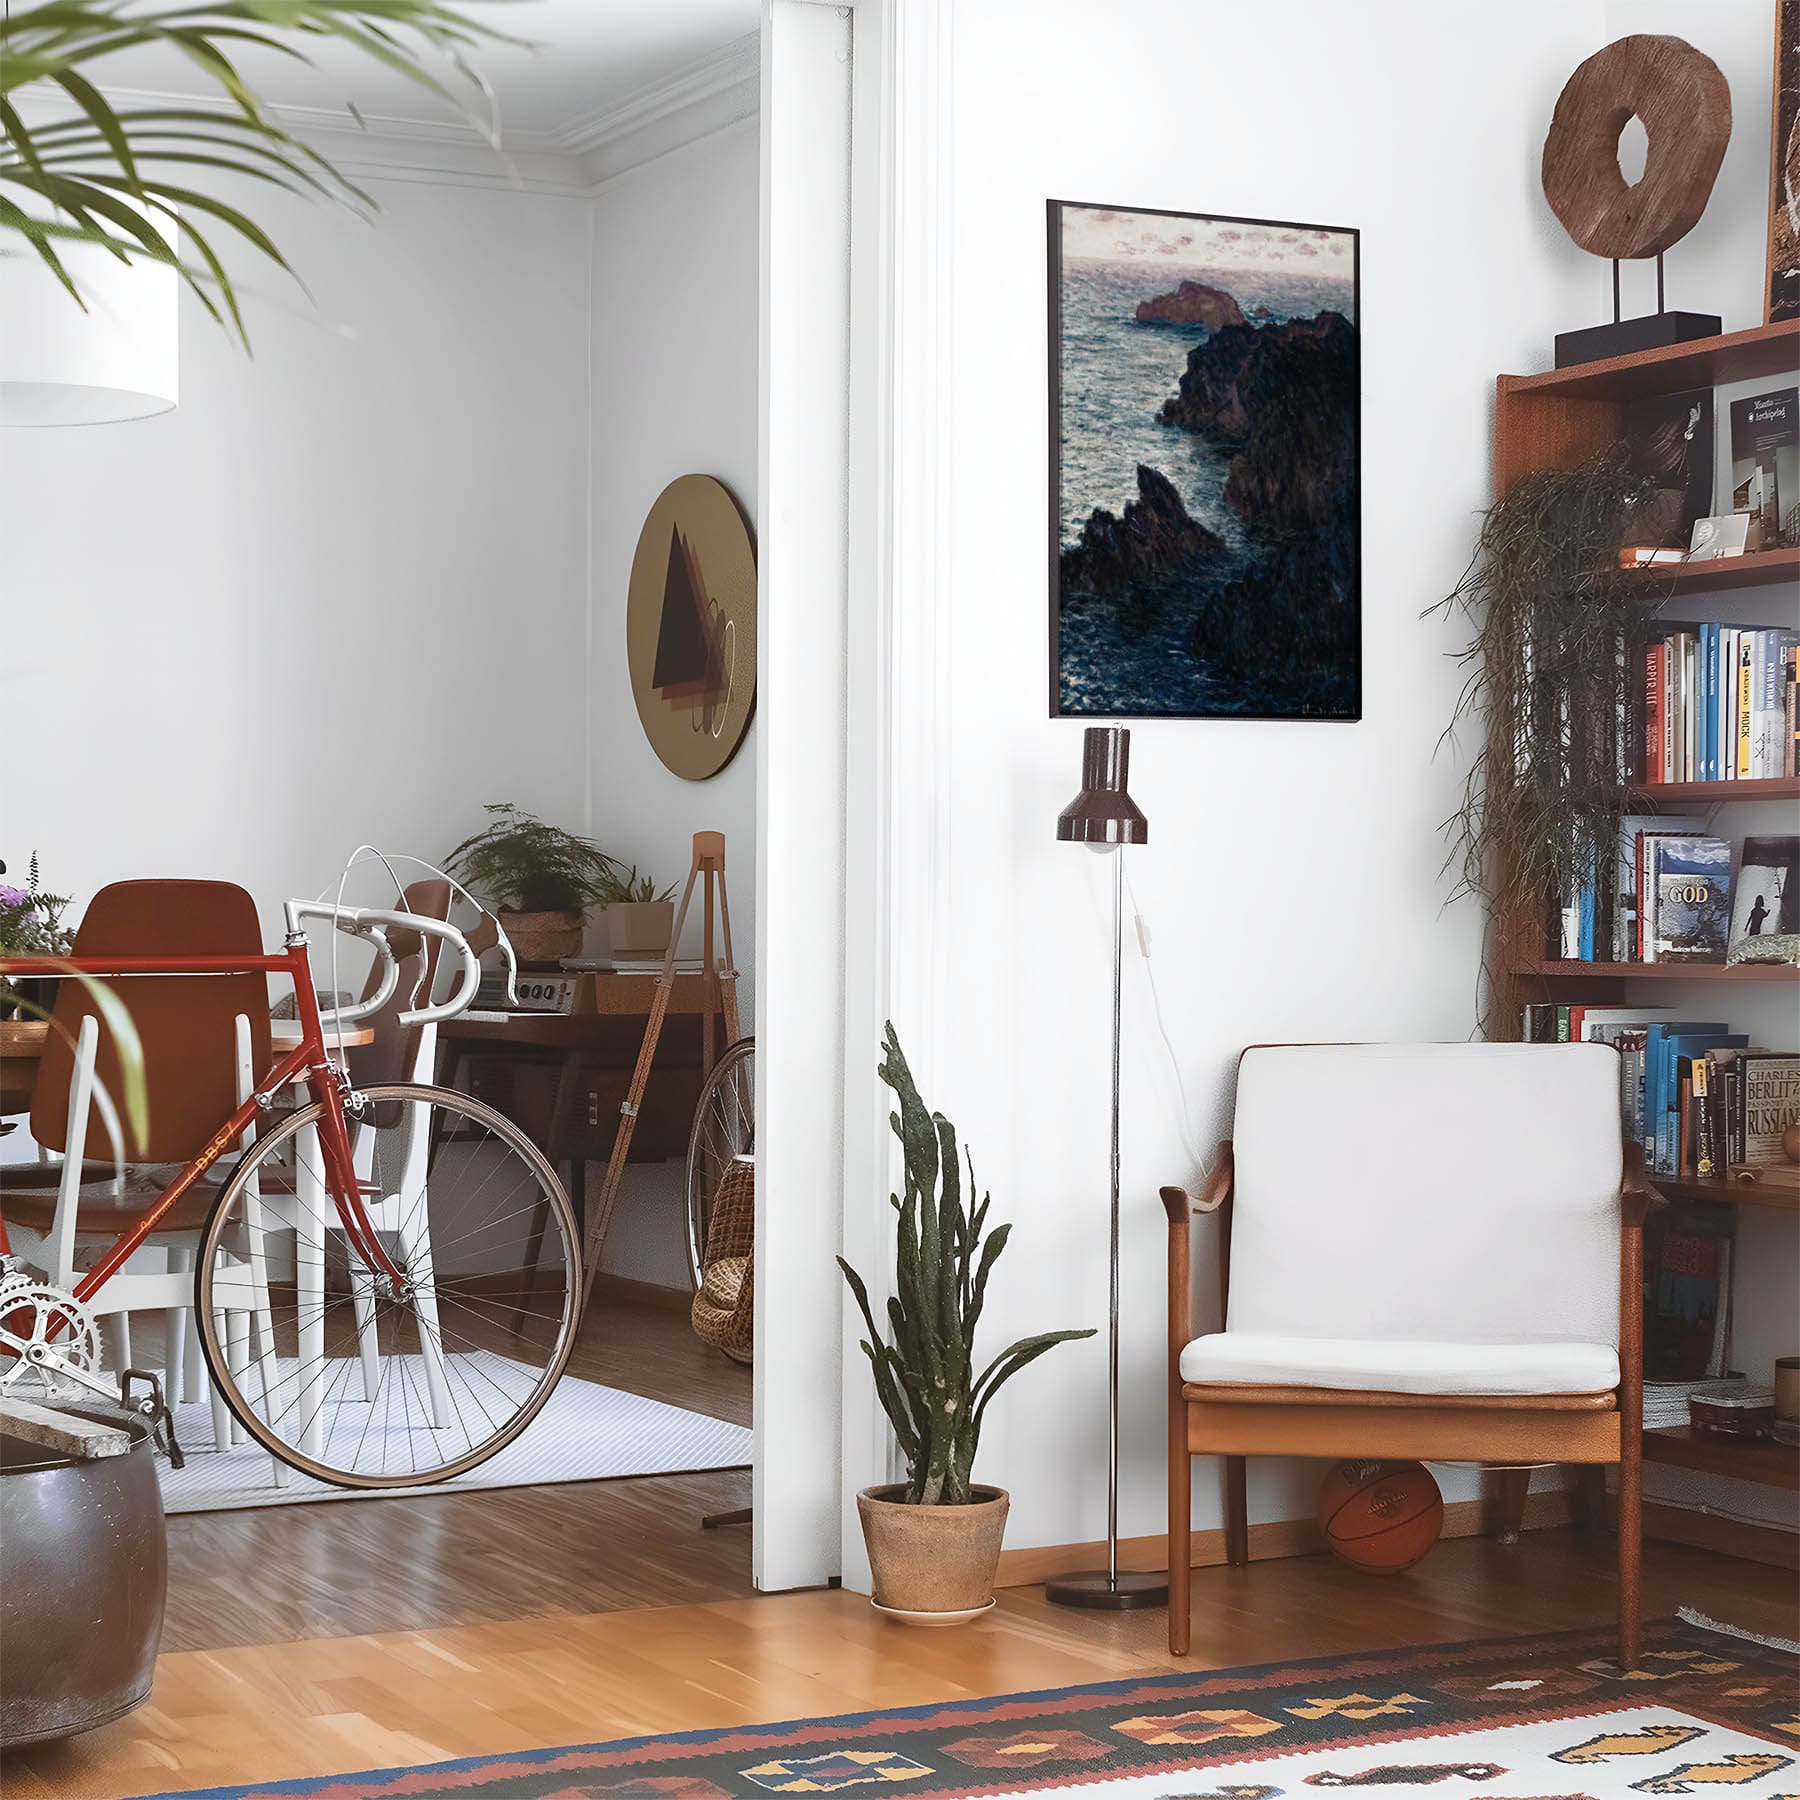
[1554, 252, 1720, 368]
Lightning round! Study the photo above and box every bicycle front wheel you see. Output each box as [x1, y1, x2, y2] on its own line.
[195, 1082, 581, 1488]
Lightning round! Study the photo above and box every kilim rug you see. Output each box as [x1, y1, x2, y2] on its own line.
[133, 1612, 1797, 1800]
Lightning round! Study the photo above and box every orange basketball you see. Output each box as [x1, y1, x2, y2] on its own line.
[1315, 1460, 1443, 1574]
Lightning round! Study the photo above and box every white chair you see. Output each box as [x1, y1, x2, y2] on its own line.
[1162, 1042, 1646, 1667]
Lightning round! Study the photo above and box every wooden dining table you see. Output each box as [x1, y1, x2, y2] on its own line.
[0, 1017, 374, 1117]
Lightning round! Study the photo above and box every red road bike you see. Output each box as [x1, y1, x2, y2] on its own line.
[0, 900, 581, 1488]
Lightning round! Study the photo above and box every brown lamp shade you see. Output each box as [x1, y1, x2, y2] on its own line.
[1056, 725, 1148, 846]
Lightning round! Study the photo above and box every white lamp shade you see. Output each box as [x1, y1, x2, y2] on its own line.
[0, 217, 178, 426]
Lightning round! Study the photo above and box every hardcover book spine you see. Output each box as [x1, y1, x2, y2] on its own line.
[1788, 646, 1798, 779]
[1645, 641, 1663, 784]
[1694, 1057, 1715, 1178]
[1666, 639, 1679, 784]
[1701, 623, 1718, 784]
[1737, 636, 1754, 778]
[1719, 627, 1737, 780]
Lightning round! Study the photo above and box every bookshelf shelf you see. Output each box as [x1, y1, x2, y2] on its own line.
[1629, 776, 1800, 803]
[1629, 546, 1800, 595]
[1642, 1426, 1800, 1491]
[1500, 320, 1800, 403]
[1511, 959, 1800, 983]
[1647, 1174, 1800, 1215]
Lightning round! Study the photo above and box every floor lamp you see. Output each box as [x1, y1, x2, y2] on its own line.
[1045, 725, 1167, 1611]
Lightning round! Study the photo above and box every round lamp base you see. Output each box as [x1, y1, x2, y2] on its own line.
[1043, 1568, 1169, 1610]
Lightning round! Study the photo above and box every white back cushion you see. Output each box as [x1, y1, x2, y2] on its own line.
[1227, 1044, 1622, 1348]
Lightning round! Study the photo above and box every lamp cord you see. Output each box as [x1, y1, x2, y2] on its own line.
[1120, 859, 1210, 1176]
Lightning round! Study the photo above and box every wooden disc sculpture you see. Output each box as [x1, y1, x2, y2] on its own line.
[1541, 34, 1731, 260]
[626, 474, 757, 781]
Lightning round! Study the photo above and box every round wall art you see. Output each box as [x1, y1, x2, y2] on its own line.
[625, 474, 757, 781]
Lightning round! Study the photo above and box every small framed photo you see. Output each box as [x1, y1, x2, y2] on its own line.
[1688, 512, 1754, 560]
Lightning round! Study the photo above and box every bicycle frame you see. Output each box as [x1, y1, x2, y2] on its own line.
[0, 937, 406, 1301]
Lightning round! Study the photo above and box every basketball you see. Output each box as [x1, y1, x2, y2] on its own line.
[1315, 1460, 1443, 1574]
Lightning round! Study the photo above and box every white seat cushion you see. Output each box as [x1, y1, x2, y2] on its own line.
[1180, 1331, 1619, 1396]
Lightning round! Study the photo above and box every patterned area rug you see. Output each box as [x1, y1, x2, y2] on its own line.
[133, 1614, 1796, 1800]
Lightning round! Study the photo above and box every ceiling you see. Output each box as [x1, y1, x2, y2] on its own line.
[93, 0, 762, 148]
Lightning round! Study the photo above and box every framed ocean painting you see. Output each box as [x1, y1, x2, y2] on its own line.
[1047, 200, 1361, 720]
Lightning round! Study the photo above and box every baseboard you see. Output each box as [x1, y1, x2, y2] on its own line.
[1638, 1498, 1799, 1571]
[589, 1272, 691, 1314]
[993, 1489, 1572, 1587]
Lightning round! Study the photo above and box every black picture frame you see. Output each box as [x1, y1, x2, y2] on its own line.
[1047, 197, 1362, 721]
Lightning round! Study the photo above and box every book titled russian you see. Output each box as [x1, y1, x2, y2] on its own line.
[1729, 387, 1798, 548]
[1739, 1053, 1800, 1167]
[1647, 836, 1732, 962]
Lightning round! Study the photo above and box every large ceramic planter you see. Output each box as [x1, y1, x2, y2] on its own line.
[856, 1484, 1008, 1624]
[605, 900, 675, 959]
[500, 909, 585, 969]
[0, 1405, 167, 1746]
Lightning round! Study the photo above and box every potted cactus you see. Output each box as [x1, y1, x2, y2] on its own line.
[838, 1025, 1094, 1624]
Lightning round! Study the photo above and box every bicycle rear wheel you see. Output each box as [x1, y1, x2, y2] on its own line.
[195, 1082, 580, 1488]
[685, 1037, 755, 1290]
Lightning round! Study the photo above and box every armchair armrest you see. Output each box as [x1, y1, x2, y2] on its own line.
[1620, 1140, 1660, 1230]
[1160, 1141, 1234, 1221]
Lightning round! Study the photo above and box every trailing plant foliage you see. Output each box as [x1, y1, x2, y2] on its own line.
[1429, 447, 1670, 1032]
[0, 1, 512, 347]
[837, 1024, 1094, 1506]
[445, 805, 620, 914]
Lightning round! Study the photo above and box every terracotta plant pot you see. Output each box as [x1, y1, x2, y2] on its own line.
[605, 900, 675, 959]
[499, 909, 585, 969]
[856, 1484, 1009, 1623]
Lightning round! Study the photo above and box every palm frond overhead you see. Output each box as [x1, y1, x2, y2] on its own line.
[0, 1, 521, 346]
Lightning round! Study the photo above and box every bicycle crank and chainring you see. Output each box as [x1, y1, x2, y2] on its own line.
[0, 1278, 110, 1402]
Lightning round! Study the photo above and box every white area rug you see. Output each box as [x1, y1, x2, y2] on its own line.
[155, 1366, 751, 1513]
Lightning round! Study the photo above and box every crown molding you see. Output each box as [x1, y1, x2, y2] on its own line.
[13, 31, 761, 195]
[553, 31, 760, 157]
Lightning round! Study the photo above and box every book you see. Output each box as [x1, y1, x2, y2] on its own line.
[1737, 634, 1754, 777]
[1739, 1052, 1800, 1165]
[1624, 387, 1714, 546]
[1643, 1202, 1736, 1381]
[1729, 387, 1798, 548]
[1751, 629, 1800, 775]
[1728, 834, 1799, 953]
[1646, 836, 1732, 962]
[1616, 814, 1704, 962]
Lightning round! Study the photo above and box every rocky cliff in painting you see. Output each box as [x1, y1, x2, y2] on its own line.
[1133, 280, 1246, 329]
[1059, 464, 1225, 598]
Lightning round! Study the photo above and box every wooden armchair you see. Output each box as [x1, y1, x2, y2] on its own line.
[1162, 1043, 1649, 1668]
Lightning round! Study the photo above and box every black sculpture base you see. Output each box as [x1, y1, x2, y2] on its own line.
[1044, 1568, 1169, 1610]
[1554, 311, 1721, 369]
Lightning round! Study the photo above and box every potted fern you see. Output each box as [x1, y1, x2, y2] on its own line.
[445, 805, 617, 968]
[838, 1025, 1094, 1623]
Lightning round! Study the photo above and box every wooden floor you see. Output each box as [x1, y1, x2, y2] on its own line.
[7, 1531, 1796, 1800]
[160, 1285, 755, 1651]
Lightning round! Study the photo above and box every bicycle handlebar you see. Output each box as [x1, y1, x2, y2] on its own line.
[282, 900, 506, 1028]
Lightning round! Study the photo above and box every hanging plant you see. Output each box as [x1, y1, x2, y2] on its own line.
[1428, 445, 1671, 1030]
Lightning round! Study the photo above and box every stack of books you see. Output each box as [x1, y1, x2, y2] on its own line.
[1549, 830, 1797, 967]
[1521, 1005, 1800, 1182]
[1638, 623, 1800, 784]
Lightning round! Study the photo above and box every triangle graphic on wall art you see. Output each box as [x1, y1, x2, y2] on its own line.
[652, 524, 725, 708]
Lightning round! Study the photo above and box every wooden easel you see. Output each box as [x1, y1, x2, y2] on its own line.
[580, 831, 740, 1312]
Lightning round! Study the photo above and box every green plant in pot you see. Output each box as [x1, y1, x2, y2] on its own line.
[445, 805, 615, 968]
[594, 862, 678, 962]
[839, 1024, 1094, 1623]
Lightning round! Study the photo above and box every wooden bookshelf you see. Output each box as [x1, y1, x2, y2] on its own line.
[1648, 1173, 1800, 1215]
[1628, 775, 1800, 803]
[1628, 545, 1800, 595]
[1490, 322, 1800, 1562]
[1643, 1426, 1800, 1491]
[1511, 959, 1800, 983]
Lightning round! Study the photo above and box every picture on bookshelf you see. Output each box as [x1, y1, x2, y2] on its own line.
[1768, 0, 1800, 323]
[1729, 387, 1798, 549]
[1728, 835, 1799, 953]
[1623, 387, 1713, 548]
[1741, 1051, 1800, 1164]
[1647, 837, 1732, 963]
[1048, 200, 1360, 721]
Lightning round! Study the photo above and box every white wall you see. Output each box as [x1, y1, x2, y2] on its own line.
[2, 177, 592, 924]
[872, 0, 1636, 1556]
[586, 119, 763, 1285]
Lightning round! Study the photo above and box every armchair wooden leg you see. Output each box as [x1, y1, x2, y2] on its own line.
[1487, 1466, 1531, 1544]
[1224, 1456, 1248, 1567]
[1168, 1447, 1191, 1656]
[1571, 1464, 1608, 1541]
[1617, 1446, 1642, 1670]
